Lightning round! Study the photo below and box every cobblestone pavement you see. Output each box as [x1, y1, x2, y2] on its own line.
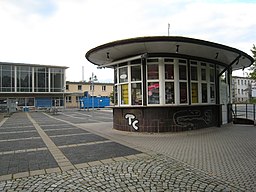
[0, 111, 255, 191]
[0, 154, 242, 191]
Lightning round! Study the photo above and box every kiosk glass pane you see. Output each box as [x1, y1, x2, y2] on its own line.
[179, 65, 187, 80]
[148, 82, 159, 104]
[191, 83, 198, 103]
[165, 82, 174, 104]
[201, 68, 206, 81]
[165, 64, 174, 79]
[210, 68, 215, 82]
[210, 84, 215, 103]
[202, 83, 208, 103]
[131, 83, 142, 105]
[147, 64, 159, 80]
[191, 66, 198, 81]
[119, 67, 128, 83]
[131, 65, 141, 81]
[121, 84, 129, 104]
[180, 82, 187, 103]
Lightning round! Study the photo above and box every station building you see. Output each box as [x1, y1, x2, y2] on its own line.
[86, 36, 254, 132]
[0, 62, 68, 112]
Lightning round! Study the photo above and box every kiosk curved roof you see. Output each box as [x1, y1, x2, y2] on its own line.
[86, 36, 253, 71]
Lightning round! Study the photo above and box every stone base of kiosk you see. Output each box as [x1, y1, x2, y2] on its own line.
[113, 105, 222, 132]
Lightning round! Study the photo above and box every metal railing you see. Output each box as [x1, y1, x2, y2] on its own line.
[232, 103, 256, 121]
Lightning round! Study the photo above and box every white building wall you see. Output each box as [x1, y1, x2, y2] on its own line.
[232, 76, 255, 103]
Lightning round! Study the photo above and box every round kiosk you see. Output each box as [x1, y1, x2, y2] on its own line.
[86, 36, 253, 132]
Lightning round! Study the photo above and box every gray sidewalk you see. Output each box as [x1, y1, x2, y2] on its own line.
[0, 111, 255, 191]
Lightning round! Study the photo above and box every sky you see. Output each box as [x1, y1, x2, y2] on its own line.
[0, 0, 255, 82]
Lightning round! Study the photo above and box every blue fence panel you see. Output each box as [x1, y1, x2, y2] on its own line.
[80, 97, 110, 109]
[35, 98, 52, 108]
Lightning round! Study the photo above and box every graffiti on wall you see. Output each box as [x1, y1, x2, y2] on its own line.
[125, 113, 139, 130]
[173, 110, 212, 128]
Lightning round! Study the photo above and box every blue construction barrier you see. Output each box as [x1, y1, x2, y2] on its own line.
[80, 97, 110, 109]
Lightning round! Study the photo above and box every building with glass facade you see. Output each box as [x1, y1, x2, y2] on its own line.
[86, 36, 254, 132]
[0, 62, 68, 112]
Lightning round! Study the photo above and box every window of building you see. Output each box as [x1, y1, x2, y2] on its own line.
[131, 65, 141, 81]
[210, 84, 215, 103]
[202, 83, 208, 103]
[201, 68, 206, 81]
[119, 67, 128, 83]
[50, 68, 64, 92]
[179, 65, 187, 80]
[17, 66, 32, 92]
[210, 67, 215, 82]
[66, 85, 69, 90]
[17, 97, 35, 107]
[131, 83, 142, 105]
[66, 96, 72, 103]
[165, 82, 174, 104]
[190, 63, 198, 104]
[76, 96, 81, 102]
[180, 82, 187, 103]
[0, 65, 15, 92]
[238, 89, 240, 94]
[238, 79, 240, 85]
[121, 84, 129, 104]
[147, 64, 159, 80]
[102, 85, 106, 91]
[165, 64, 174, 80]
[78, 85, 82, 90]
[191, 66, 198, 81]
[241, 80, 243, 85]
[148, 82, 159, 104]
[34, 67, 48, 92]
[179, 60, 188, 104]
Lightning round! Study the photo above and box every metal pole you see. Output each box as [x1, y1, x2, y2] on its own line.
[246, 103, 248, 119]
[254, 104, 255, 121]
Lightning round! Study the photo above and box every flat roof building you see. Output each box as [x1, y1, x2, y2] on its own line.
[86, 36, 253, 132]
[0, 62, 68, 112]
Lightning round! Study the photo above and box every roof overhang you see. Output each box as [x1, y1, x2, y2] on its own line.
[86, 36, 253, 71]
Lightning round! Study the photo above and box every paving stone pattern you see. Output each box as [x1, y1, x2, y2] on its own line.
[0, 111, 255, 191]
[0, 154, 242, 191]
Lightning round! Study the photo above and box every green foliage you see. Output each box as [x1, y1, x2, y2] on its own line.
[248, 44, 256, 79]
[110, 91, 114, 104]
[249, 98, 256, 104]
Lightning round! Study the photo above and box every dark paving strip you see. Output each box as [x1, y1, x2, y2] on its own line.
[0, 131, 39, 140]
[61, 142, 141, 164]
[0, 150, 58, 175]
[51, 134, 108, 146]
[45, 129, 88, 136]
[0, 139, 46, 152]
[40, 124, 78, 130]
[0, 126, 36, 132]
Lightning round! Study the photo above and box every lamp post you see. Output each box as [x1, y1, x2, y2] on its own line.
[89, 72, 97, 111]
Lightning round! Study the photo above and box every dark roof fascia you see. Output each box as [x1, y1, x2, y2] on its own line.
[0, 62, 68, 69]
[86, 36, 254, 65]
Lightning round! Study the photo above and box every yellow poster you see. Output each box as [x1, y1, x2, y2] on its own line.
[121, 84, 129, 104]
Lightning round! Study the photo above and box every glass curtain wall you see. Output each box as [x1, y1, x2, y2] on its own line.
[50, 68, 64, 92]
[0, 65, 15, 92]
[16, 66, 32, 92]
[34, 67, 49, 92]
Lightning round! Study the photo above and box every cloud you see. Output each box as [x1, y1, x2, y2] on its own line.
[0, 0, 255, 82]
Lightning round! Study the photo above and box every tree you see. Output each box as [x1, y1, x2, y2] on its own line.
[248, 44, 256, 79]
